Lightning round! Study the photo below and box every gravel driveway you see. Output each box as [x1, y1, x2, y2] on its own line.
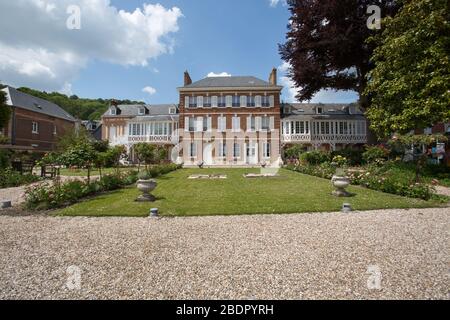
[0, 208, 448, 300]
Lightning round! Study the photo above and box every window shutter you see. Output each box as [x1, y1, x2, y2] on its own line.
[269, 95, 275, 108]
[270, 117, 275, 131]
[185, 96, 190, 109]
[247, 117, 252, 132]
[207, 117, 212, 132]
[197, 96, 204, 108]
[240, 96, 247, 108]
[256, 117, 262, 131]
[226, 95, 232, 108]
[212, 96, 218, 108]
[255, 96, 262, 107]
[196, 117, 203, 132]
[184, 117, 189, 132]
[233, 117, 240, 132]
[223, 117, 227, 132]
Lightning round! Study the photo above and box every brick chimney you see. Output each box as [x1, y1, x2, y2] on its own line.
[269, 67, 277, 85]
[184, 71, 192, 86]
[110, 99, 118, 107]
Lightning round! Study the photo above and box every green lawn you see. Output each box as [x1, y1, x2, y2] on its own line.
[55, 168, 444, 217]
[58, 167, 138, 176]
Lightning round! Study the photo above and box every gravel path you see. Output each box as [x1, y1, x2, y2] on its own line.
[0, 208, 448, 300]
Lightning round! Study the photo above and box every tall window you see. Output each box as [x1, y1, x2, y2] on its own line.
[189, 117, 195, 132]
[189, 142, 197, 158]
[203, 117, 209, 132]
[189, 96, 197, 108]
[204, 96, 211, 108]
[263, 142, 271, 158]
[233, 143, 240, 158]
[218, 96, 226, 108]
[32, 122, 39, 134]
[261, 116, 270, 131]
[232, 116, 240, 132]
[249, 117, 256, 131]
[261, 96, 270, 107]
[232, 95, 240, 107]
[53, 125, 57, 135]
[247, 96, 255, 107]
[218, 142, 227, 157]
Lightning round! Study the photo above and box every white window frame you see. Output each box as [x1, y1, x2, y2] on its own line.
[169, 107, 176, 114]
[110, 107, 117, 115]
[32, 121, 39, 134]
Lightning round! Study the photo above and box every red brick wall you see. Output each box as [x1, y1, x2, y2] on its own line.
[11, 107, 75, 152]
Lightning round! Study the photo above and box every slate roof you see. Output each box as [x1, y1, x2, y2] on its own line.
[102, 104, 178, 117]
[282, 103, 365, 120]
[182, 76, 281, 89]
[3, 86, 76, 122]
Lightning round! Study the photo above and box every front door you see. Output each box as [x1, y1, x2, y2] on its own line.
[246, 142, 257, 165]
[203, 143, 213, 165]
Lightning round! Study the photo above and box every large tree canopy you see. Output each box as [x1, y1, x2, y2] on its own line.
[365, 0, 450, 138]
[279, 0, 398, 108]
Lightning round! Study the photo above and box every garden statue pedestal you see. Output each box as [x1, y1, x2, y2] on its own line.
[331, 175, 351, 197]
[136, 179, 157, 202]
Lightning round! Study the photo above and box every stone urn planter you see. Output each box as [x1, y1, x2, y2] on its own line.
[331, 175, 351, 197]
[136, 179, 157, 202]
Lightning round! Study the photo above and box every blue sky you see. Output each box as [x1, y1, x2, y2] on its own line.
[0, 0, 358, 104]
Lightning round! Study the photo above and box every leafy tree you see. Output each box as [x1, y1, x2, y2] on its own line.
[56, 127, 92, 152]
[0, 83, 11, 130]
[279, 0, 398, 109]
[134, 143, 156, 171]
[107, 145, 126, 173]
[59, 141, 96, 183]
[365, 0, 450, 138]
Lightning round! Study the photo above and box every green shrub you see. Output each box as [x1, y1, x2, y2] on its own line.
[363, 145, 390, 164]
[300, 150, 331, 165]
[99, 174, 123, 191]
[25, 163, 181, 210]
[332, 148, 363, 166]
[0, 149, 11, 169]
[0, 169, 40, 188]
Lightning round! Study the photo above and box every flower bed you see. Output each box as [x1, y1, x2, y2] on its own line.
[24, 164, 181, 210]
[285, 162, 436, 201]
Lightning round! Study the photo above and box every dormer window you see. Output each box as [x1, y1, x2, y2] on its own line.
[138, 107, 146, 115]
[33, 103, 42, 109]
[110, 107, 117, 116]
[169, 107, 176, 114]
[317, 107, 323, 114]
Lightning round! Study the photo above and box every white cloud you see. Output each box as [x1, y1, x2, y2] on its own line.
[142, 86, 156, 96]
[0, 0, 183, 91]
[269, 0, 287, 7]
[278, 63, 298, 102]
[207, 72, 232, 78]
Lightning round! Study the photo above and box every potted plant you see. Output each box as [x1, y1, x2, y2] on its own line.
[331, 155, 351, 197]
[136, 171, 157, 202]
